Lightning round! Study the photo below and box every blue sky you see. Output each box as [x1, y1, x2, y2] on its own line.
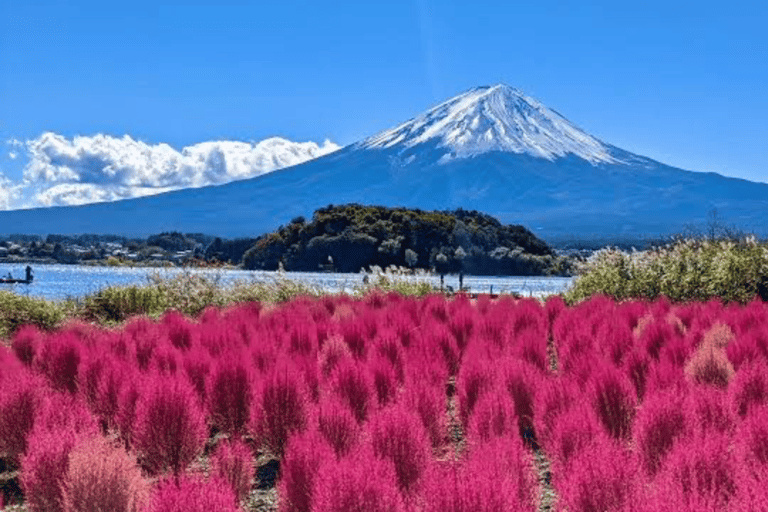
[0, 0, 766, 207]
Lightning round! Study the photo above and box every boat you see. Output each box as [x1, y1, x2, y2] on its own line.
[0, 278, 33, 284]
[1, 266, 34, 284]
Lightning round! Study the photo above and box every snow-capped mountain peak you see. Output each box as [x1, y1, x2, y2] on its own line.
[359, 83, 619, 164]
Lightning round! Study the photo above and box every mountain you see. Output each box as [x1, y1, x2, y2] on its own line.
[0, 84, 766, 242]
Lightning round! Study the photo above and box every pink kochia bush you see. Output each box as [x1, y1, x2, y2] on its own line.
[555, 437, 639, 512]
[311, 446, 405, 512]
[421, 438, 536, 512]
[367, 404, 431, 495]
[278, 429, 335, 512]
[207, 355, 255, 437]
[633, 390, 689, 476]
[0, 368, 44, 462]
[61, 435, 150, 512]
[252, 363, 309, 458]
[316, 397, 360, 458]
[210, 438, 253, 504]
[13, 291, 768, 512]
[134, 376, 207, 476]
[146, 475, 240, 512]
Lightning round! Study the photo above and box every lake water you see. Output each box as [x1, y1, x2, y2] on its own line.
[0, 263, 575, 302]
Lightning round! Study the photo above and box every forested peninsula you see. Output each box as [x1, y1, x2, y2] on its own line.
[242, 204, 570, 275]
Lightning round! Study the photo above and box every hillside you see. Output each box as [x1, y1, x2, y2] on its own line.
[242, 204, 568, 275]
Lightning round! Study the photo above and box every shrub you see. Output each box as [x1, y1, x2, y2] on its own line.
[311, 447, 405, 512]
[252, 364, 309, 458]
[729, 357, 768, 418]
[735, 405, 768, 481]
[555, 438, 639, 512]
[634, 391, 688, 476]
[467, 385, 517, 445]
[316, 397, 360, 458]
[684, 387, 735, 437]
[567, 239, 768, 304]
[61, 435, 150, 512]
[21, 427, 81, 512]
[11, 324, 44, 366]
[546, 403, 604, 472]
[502, 358, 542, 446]
[134, 376, 207, 476]
[653, 432, 741, 510]
[0, 369, 44, 462]
[401, 376, 447, 450]
[370, 354, 399, 406]
[456, 349, 496, 428]
[146, 475, 240, 512]
[684, 343, 734, 389]
[318, 334, 351, 379]
[278, 429, 334, 512]
[35, 332, 82, 393]
[422, 438, 536, 512]
[367, 404, 431, 495]
[207, 356, 254, 437]
[328, 358, 374, 424]
[533, 378, 580, 450]
[210, 438, 253, 504]
[590, 364, 637, 440]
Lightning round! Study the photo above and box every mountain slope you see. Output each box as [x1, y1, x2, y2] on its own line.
[0, 84, 766, 241]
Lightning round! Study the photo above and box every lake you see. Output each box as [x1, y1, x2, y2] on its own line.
[0, 263, 576, 302]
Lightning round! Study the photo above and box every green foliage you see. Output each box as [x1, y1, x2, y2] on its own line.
[82, 285, 170, 323]
[565, 238, 768, 304]
[0, 290, 71, 340]
[243, 203, 558, 275]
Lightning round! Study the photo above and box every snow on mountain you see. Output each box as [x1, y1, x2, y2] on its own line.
[359, 84, 619, 164]
[0, 84, 767, 242]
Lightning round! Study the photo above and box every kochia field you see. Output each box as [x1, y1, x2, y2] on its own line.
[2, 293, 768, 511]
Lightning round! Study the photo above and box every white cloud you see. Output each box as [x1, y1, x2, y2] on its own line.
[7, 132, 341, 208]
[8, 152, 17, 159]
[0, 173, 24, 210]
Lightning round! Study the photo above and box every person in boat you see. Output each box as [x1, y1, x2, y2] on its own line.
[25, 266, 33, 282]
[5, 272, 11, 280]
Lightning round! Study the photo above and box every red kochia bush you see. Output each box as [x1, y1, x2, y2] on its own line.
[146, 475, 239, 512]
[210, 438, 253, 504]
[252, 364, 309, 458]
[21, 427, 82, 512]
[279, 429, 335, 512]
[311, 447, 405, 512]
[589, 364, 637, 441]
[545, 403, 604, 472]
[328, 358, 374, 424]
[11, 324, 44, 366]
[729, 357, 768, 418]
[421, 437, 536, 512]
[735, 405, 768, 482]
[367, 404, 431, 495]
[456, 346, 496, 428]
[134, 376, 207, 476]
[467, 385, 518, 445]
[35, 332, 82, 393]
[316, 397, 360, 458]
[0, 369, 44, 462]
[555, 437, 639, 512]
[634, 390, 688, 476]
[401, 374, 447, 450]
[207, 355, 254, 437]
[652, 432, 741, 510]
[61, 435, 150, 512]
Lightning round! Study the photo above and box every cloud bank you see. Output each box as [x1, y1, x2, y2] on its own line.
[2, 132, 341, 208]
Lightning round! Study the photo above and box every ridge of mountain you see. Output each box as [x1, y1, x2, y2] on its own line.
[0, 85, 766, 243]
